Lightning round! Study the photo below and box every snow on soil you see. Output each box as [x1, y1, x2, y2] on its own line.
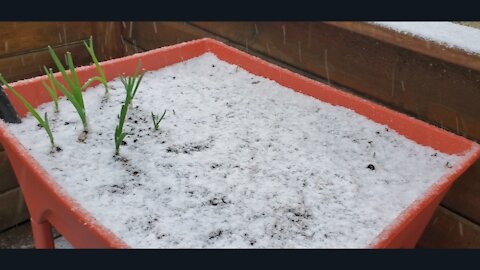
[6, 53, 465, 248]
[371, 22, 480, 55]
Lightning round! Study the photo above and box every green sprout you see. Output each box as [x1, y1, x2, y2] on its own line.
[83, 36, 108, 95]
[47, 46, 89, 139]
[151, 110, 166, 131]
[115, 61, 145, 155]
[0, 74, 56, 151]
[120, 61, 144, 107]
[41, 67, 59, 113]
[114, 102, 128, 156]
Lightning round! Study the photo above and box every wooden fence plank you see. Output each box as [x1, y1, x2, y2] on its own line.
[417, 206, 480, 248]
[0, 150, 17, 194]
[122, 21, 221, 50]
[0, 22, 92, 57]
[443, 161, 480, 224]
[122, 39, 145, 56]
[0, 42, 92, 83]
[0, 187, 29, 232]
[91, 22, 124, 61]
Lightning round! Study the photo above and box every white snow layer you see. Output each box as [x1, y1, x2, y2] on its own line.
[371, 22, 480, 55]
[6, 53, 465, 248]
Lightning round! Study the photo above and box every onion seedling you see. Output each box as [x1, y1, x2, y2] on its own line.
[0, 74, 56, 151]
[47, 46, 89, 140]
[115, 60, 145, 155]
[83, 36, 108, 95]
[151, 110, 166, 131]
[114, 102, 128, 156]
[41, 67, 59, 113]
[120, 61, 144, 107]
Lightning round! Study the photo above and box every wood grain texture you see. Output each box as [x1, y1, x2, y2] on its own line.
[122, 38, 145, 56]
[0, 42, 91, 83]
[442, 160, 480, 224]
[0, 22, 92, 57]
[0, 187, 29, 232]
[417, 206, 480, 248]
[91, 22, 124, 61]
[121, 21, 221, 50]
[0, 150, 17, 194]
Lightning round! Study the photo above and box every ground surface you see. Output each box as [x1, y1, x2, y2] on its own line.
[0, 222, 71, 249]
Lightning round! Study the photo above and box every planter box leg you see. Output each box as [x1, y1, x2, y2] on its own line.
[30, 218, 54, 249]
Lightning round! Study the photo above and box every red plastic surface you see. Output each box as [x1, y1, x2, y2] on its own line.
[0, 38, 479, 248]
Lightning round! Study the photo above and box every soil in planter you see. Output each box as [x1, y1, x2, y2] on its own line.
[5, 53, 467, 248]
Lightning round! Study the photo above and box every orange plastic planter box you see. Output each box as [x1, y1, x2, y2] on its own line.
[0, 38, 479, 248]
